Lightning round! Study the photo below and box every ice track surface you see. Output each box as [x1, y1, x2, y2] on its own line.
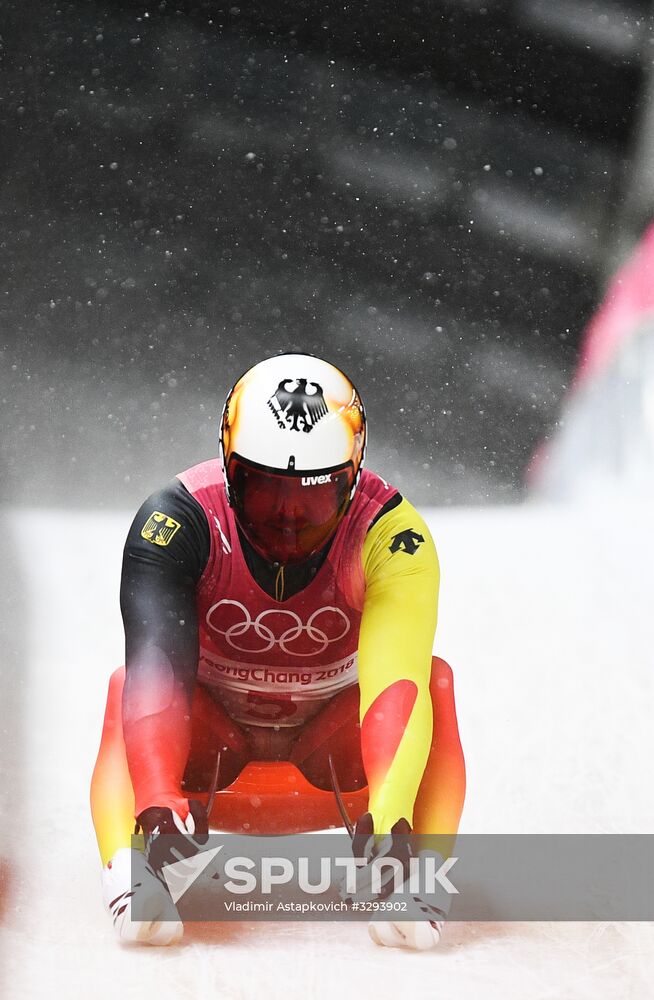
[1, 503, 653, 1000]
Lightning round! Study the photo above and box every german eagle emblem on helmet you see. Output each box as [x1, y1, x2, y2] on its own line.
[268, 378, 329, 433]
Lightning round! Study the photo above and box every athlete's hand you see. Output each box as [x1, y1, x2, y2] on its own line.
[138, 800, 210, 876]
[347, 812, 414, 900]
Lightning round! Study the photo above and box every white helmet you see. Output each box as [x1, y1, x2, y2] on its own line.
[220, 353, 366, 564]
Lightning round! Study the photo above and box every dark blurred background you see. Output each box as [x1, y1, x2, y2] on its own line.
[2, 0, 652, 506]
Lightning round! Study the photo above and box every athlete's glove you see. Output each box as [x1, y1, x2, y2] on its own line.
[137, 799, 210, 877]
[348, 812, 450, 951]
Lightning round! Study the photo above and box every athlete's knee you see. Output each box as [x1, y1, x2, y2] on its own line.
[108, 666, 126, 694]
[430, 656, 454, 691]
[103, 667, 126, 724]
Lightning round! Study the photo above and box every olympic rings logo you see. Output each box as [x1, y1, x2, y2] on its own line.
[205, 600, 351, 657]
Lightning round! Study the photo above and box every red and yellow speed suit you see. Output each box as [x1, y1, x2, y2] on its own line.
[91, 462, 465, 864]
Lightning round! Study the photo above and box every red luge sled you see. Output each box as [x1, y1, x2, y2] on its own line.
[194, 761, 369, 835]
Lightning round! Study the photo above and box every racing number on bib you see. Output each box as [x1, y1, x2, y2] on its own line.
[246, 690, 299, 722]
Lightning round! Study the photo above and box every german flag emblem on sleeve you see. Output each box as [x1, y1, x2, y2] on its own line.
[140, 511, 182, 546]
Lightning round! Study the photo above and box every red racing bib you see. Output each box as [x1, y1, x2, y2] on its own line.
[177, 460, 395, 727]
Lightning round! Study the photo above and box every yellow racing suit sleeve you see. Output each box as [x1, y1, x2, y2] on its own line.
[358, 497, 439, 834]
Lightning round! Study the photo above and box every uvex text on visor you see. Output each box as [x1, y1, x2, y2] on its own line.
[227, 454, 355, 564]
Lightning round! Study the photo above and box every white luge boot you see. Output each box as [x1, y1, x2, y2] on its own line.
[368, 917, 444, 950]
[102, 847, 183, 946]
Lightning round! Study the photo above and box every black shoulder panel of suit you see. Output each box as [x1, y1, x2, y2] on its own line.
[122, 478, 210, 583]
[367, 491, 403, 532]
[119, 479, 210, 697]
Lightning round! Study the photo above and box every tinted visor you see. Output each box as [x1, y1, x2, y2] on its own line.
[227, 454, 355, 564]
